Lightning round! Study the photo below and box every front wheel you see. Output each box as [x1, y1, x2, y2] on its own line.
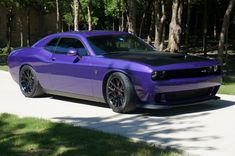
[19, 65, 44, 97]
[105, 72, 136, 113]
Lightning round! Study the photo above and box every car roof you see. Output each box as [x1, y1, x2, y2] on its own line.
[63, 30, 129, 37]
[32, 31, 130, 48]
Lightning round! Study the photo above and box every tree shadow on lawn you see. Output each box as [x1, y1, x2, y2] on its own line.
[0, 114, 181, 156]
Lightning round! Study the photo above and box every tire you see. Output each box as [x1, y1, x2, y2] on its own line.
[105, 72, 136, 113]
[19, 65, 44, 97]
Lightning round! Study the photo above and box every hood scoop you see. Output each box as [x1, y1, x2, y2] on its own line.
[103, 52, 210, 67]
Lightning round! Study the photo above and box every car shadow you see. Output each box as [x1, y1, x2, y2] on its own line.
[49, 95, 235, 117]
[135, 99, 235, 117]
[50, 95, 110, 108]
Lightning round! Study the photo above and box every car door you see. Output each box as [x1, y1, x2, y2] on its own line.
[48, 37, 93, 96]
[33, 37, 64, 90]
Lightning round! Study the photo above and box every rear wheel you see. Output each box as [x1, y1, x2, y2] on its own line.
[105, 72, 136, 113]
[19, 65, 44, 97]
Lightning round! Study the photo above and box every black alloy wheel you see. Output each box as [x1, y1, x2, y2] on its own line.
[106, 72, 136, 113]
[19, 65, 44, 97]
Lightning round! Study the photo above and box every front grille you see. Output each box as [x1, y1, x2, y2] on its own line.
[155, 87, 215, 103]
[156, 66, 221, 80]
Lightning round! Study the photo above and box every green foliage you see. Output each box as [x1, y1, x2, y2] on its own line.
[0, 113, 182, 156]
[1, 47, 13, 54]
[105, 0, 123, 17]
[63, 13, 73, 27]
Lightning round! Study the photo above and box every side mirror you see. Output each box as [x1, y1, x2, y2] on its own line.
[67, 48, 78, 56]
[67, 48, 82, 62]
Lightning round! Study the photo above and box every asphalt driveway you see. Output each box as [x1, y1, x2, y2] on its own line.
[1, 70, 235, 156]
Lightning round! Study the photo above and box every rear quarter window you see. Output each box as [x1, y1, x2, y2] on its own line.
[44, 38, 60, 53]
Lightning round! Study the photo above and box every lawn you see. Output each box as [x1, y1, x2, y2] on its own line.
[0, 113, 181, 156]
[218, 74, 235, 95]
[0, 65, 8, 71]
[219, 84, 235, 95]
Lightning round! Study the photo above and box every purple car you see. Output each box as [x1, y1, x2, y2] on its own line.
[8, 31, 222, 113]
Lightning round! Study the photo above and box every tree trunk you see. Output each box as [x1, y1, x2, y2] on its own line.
[61, 15, 64, 32]
[139, 12, 146, 37]
[56, 0, 60, 32]
[127, 0, 136, 34]
[88, 0, 92, 31]
[27, 9, 31, 46]
[6, 7, 13, 53]
[119, 11, 125, 31]
[154, 0, 166, 50]
[203, 0, 208, 56]
[147, 11, 154, 44]
[193, 12, 199, 43]
[213, 0, 217, 39]
[19, 15, 24, 47]
[218, 0, 235, 64]
[73, 0, 80, 31]
[118, 0, 123, 31]
[184, 0, 191, 51]
[167, 0, 184, 52]
[139, 1, 151, 37]
[112, 19, 115, 30]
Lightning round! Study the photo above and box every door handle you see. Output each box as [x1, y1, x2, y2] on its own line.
[52, 58, 56, 61]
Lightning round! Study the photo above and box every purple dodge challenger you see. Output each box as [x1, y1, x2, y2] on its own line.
[8, 31, 222, 113]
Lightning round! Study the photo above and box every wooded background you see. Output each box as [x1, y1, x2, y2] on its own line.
[1, 0, 235, 64]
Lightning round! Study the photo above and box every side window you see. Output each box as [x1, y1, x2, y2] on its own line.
[44, 38, 60, 53]
[55, 38, 88, 56]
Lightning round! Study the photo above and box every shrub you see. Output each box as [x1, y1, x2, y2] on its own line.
[1, 47, 13, 54]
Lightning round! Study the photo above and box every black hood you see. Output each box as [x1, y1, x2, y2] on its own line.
[103, 52, 212, 66]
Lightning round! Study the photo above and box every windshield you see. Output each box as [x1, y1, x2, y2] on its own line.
[87, 34, 154, 55]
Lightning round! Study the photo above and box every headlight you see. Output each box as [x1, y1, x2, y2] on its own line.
[151, 71, 166, 80]
[151, 71, 158, 80]
[213, 65, 218, 72]
[208, 65, 219, 74]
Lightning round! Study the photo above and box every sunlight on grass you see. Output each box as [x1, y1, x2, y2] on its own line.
[0, 113, 182, 156]
[0, 65, 8, 71]
[219, 84, 235, 95]
[219, 74, 235, 95]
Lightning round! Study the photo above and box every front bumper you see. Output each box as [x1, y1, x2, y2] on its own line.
[139, 96, 220, 109]
[135, 75, 222, 108]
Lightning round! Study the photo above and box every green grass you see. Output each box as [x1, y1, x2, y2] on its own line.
[0, 65, 8, 71]
[218, 74, 235, 95]
[0, 113, 182, 156]
[219, 84, 235, 95]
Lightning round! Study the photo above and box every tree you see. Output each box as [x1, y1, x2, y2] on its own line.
[167, 0, 184, 52]
[63, 13, 73, 31]
[87, 0, 92, 31]
[218, 0, 235, 63]
[127, 0, 136, 34]
[118, 0, 126, 31]
[56, 0, 60, 32]
[184, 0, 191, 51]
[105, 0, 126, 31]
[0, 0, 16, 52]
[139, 0, 151, 37]
[154, 0, 166, 50]
[203, 0, 208, 55]
[73, 0, 80, 31]
[147, 11, 154, 44]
